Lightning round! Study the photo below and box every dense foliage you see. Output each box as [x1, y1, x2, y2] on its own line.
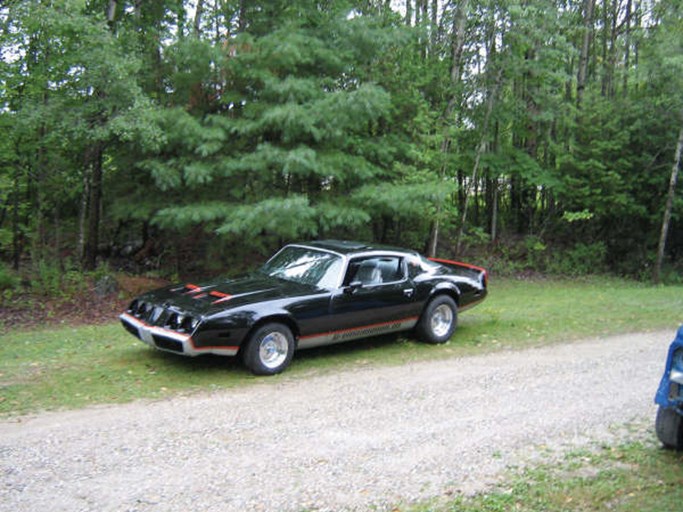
[1, 0, 681, 281]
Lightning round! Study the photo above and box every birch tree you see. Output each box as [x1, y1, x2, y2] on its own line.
[655, 124, 683, 283]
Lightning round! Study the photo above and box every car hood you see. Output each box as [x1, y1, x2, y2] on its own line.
[138, 273, 321, 317]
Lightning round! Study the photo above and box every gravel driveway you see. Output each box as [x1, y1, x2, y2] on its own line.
[0, 330, 672, 511]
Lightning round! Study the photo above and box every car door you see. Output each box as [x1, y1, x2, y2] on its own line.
[324, 255, 421, 342]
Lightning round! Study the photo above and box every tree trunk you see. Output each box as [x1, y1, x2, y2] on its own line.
[194, 0, 205, 36]
[80, 0, 116, 270]
[82, 144, 103, 271]
[455, 69, 502, 254]
[107, 0, 117, 26]
[449, 0, 468, 100]
[107, 0, 118, 35]
[428, 0, 469, 257]
[34, 105, 48, 264]
[11, 166, 21, 270]
[602, 0, 618, 98]
[430, 0, 438, 52]
[654, 124, 683, 284]
[78, 166, 90, 263]
[577, 0, 595, 109]
[490, 178, 498, 244]
[623, 0, 632, 94]
[486, 119, 501, 242]
[54, 206, 62, 271]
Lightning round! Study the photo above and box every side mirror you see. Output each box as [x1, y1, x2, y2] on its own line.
[344, 281, 363, 294]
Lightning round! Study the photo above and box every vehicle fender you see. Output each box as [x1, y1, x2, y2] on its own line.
[242, 309, 301, 348]
[654, 325, 683, 409]
[428, 282, 461, 306]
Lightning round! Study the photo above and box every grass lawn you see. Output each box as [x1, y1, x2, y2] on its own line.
[407, 438, 683, 512]
[1, 277, 682, 511]
[1, 277, 682, 416]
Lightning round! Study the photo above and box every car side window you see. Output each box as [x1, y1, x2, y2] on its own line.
[407, 257, 422, 279]
[344, 256, 405, 286]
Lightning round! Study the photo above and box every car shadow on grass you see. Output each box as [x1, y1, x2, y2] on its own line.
[133, 348, 250, 380]
[130, 327, 474, 383]
[132, 333, 408, 377]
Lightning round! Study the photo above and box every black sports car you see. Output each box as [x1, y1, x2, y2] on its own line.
[120, 240, 488, 375]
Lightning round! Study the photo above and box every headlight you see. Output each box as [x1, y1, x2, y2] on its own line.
[167, 313, 181, 330]
[672, 348, 683, 372]
[150, 306, 163, 323]
[166, 313, 197, 333]
[180, 316, 196, 333]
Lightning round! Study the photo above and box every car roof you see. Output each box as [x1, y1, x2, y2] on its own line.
[302, 239, 419, 257]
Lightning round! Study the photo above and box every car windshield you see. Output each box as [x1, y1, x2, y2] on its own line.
[260, 246, 343, 289]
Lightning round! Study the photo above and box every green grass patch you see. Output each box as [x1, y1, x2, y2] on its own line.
[1, 278, 682, 415]
[408, 439, 683, 512]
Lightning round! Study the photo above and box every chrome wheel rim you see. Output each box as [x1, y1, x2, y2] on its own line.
[431, 304, 453, 338]
[259, 332, 289, 369]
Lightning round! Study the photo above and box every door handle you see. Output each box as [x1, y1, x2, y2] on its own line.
[403, 288, 415, 298]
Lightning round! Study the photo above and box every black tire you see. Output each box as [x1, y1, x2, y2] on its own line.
[655, 405, 683, 450]
[416, 295, 458, 344]
[242, 323, 295, 376]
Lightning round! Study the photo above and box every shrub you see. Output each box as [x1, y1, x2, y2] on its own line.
[0, 263, 19, 291]
[30, 260, 88, 298]
[548, 242, 607, 276]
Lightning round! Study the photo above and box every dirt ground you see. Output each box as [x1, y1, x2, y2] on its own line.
[0, 275, 167, 334]
[0, 330, 670, 512]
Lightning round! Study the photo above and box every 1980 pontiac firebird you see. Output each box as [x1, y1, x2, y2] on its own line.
[120, 240, 488, 375]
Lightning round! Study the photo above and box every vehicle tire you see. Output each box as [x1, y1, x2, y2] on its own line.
[416, 295, 458, 344]
[242, 323, 295, 376]
[655, 405, 683, 450]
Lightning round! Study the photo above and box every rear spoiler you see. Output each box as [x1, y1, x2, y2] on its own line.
[428, 257, 488, 288]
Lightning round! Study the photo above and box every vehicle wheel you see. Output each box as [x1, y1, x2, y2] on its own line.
[242, 323, 295, 376]
[655, 405, 683, 450]
[416, 295, 458, 344]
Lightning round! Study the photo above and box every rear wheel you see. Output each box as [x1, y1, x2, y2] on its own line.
[655, 405, 683, 450]
[242, 323, 294, 376]
[416, 295, 458, 344]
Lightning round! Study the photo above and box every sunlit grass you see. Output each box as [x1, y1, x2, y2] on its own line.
[1, 278, 682, 415]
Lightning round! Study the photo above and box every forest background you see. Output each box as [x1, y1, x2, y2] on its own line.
[1, 0, 682, 292]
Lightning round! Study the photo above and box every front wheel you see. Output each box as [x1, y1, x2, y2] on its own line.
[655, 405, 683, 450]
[416, 295, 458, 344]
[242, 323, 295, 376]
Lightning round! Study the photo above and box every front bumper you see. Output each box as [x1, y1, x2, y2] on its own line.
[120, 313, 239, 357]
